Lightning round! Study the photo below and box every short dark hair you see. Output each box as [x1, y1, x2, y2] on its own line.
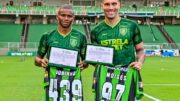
[102, 0, 120, 2]
[57, 4, 74, 15]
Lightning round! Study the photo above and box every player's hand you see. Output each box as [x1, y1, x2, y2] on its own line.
[40, 58, 49, 68]
[78, 62, 88, 71]
[129, 61, 142, 70]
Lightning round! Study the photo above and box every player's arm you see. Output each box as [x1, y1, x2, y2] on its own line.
[136, 42, 145, 65]
[78, 35, 89, 71]
[129, 42, 145, 70]
[34, 34, 48, 68]
[129, 23, 145, 70]
[34, 55, 48, 68]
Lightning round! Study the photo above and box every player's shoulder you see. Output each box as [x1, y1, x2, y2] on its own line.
[42, 29, 56, 36]
[121, 18, 138, 26]
[91, 21, 105, 33]
[72, 29, 85, 37]
[39, 29, 56, 40]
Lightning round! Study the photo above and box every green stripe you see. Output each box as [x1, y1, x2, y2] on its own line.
[134, 71, 144, 99]
[74, 68, 81, 79]
[50, 67, 57, 78]
[99, 65, 108, 100]
[111, 67, 121, 100]
[121, 67, 133, 101]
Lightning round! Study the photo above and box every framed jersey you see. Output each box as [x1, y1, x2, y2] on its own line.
[48, 46, 79, 70]
[93, 65, 143, 101]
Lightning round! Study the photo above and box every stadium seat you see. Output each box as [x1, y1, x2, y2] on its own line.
[164, 25, 180, 43]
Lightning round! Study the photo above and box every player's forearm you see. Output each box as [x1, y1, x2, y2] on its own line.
[136, 48, 146, 64]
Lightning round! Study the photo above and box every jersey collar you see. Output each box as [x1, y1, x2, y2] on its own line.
[104, 18, 121, 28]
[57, 28, 72, 38]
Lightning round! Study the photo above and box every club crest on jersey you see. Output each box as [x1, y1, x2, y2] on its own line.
[70, 37, 78, 47]
[120, 28, 127, 36]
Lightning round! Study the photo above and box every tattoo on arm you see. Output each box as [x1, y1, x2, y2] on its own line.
[136, 48, 145, 64]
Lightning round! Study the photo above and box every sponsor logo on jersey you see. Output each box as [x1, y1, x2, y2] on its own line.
[100, 33, 108, 39]
[101, 39, 128, 50]
[119, 27, 127, 36]
[52, 41, 59, 44]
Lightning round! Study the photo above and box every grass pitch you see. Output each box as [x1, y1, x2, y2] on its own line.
[0, 56, 180, 101]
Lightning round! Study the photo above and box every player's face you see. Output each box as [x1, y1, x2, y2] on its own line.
[56, 9, 74, 28]
[102, 0, 120, 19]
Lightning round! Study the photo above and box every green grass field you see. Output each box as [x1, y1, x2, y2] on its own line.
[0, 56, 180, 101]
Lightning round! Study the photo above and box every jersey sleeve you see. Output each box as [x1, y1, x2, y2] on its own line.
[80, 35, 87, 60]
[133, 23, 143, 45]
[90, 28, 98, 44]
[37, 34, 48, 57]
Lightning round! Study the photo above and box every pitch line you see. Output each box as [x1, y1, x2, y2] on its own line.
[144, 93, 161, 101]
[144, 84, 180, 86]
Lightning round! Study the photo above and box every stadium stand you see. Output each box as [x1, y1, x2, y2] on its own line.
[27, 24, 95, 42]
[28, 24, 56, 42]
[164, 25, 180, 43]
[139, 25, 167, 43]
[0, 23, 22, 42]
[0, 5, 2, 11]
[0, 23, 169, 44]
[1, 5, 180, 16]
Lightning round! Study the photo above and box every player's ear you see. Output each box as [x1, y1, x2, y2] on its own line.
[56, 9, 60, 22]
[72, 16, 75, 22]
[56, 15, 59, 22]
[118, 0, 121, 8]
[101, 2, 103, 9]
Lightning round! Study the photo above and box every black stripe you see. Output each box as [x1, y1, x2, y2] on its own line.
[56, 68, 62, 101]
[138, 71, 143, 91]
[45, 86, 49, 101]
[119, 65, 128, 85]
[79, 71, 83, 101]
[95, 66, 100, 101]
[45, 68, 50, 101]
[92, 66, 98, 90]
[106, 66, 114, 82]
[69, 69, 75, 101]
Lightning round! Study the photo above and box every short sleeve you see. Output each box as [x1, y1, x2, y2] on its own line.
[133, 24, 143, 45]
[37, 34, 48, 57]
[80, 35, 87, 60]
[90, 29, 98, 44]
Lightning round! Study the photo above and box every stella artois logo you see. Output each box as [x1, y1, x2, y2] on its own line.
[120, 27, 128, 36]
[70, 37, 78, 47]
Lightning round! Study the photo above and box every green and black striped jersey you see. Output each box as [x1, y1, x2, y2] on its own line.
[91, 18, 143, 65]
[44, 67, 83, 101]
[93, 65, 143, 101]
